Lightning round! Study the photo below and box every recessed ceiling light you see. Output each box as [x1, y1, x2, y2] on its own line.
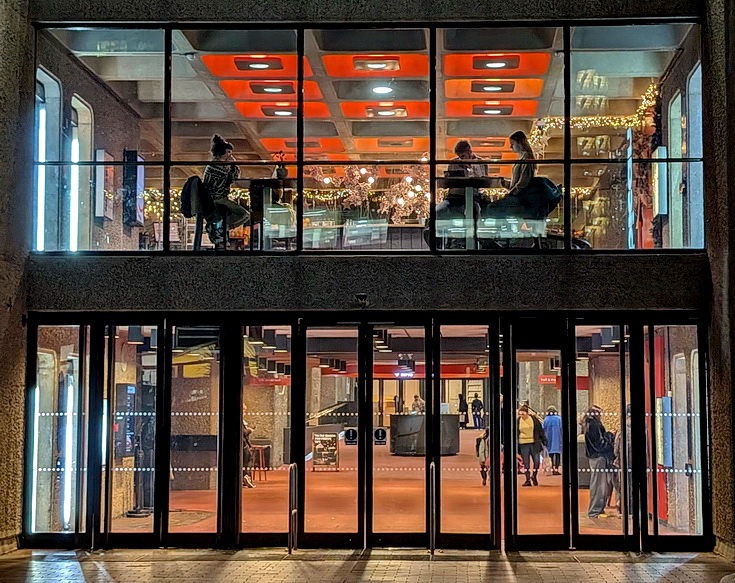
[377, 110, 396, 116]
[273, 110, 293, 116]
[249, 63, 270, 69]
[367, 63, 388, 69]
[485, 62, 507, 69]
[263, 87, 283, 93]
[483, 109, 502, 115]
[372, 86, 393, 94]
[483, 86, 503, 92]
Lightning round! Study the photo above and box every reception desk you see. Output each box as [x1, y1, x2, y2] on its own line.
[389, 413, 460, 456]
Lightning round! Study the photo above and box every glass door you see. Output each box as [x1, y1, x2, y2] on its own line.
[503, 319, 569, 550]
[368, 325, 428, 547]
[435, 323, 499, 550]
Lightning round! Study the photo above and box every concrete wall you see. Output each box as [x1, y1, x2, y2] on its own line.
[29, 0, 702, 22]
[0, 0, 34, 555]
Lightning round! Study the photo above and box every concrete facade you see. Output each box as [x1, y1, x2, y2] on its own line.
[0, 0, 732, 559]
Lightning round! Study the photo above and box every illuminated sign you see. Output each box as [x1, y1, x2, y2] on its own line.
[394, 371, 415, 379]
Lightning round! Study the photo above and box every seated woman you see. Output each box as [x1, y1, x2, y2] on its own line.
[484, 130, 560, 220]
[203, 135, 250, 248]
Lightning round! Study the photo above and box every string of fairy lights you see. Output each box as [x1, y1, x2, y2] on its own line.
[142, 85, 657, 221]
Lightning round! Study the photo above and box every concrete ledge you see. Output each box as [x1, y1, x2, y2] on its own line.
[0, 534, 18, 555]
[27, 253, 708, 313]
[717, 538, 735, 562]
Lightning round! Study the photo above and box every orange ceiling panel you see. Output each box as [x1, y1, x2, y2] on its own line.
[445, 100, 538, 117]
[340, 101, 429, 118]
[446, 137, 512, 152]
[443, 53, 551, 77]
[353, 137, 430, 152]
[322, 54, 429, 77]
[260, 138, 345, 153]
[201, 55, 313, 78]
[444, 78, 544, 99]
[234, 101, 330, 118]
[220, 80, 323, 100]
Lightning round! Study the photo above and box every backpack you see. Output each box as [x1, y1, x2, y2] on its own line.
[180, 175, 203, 218]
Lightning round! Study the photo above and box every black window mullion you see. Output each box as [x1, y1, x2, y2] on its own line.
[74, 325, 88, 539]
[296, 28, 305, 253]
[488, 319, 502, 548]
[162, 27, 172, 252]
[648, 325, 660, 540]
[155, 320, 172, 543]
[628, 324, 647, 552]
[217, 322, 243, 547]
[22, 323, 39, 539]
[428, 29, 437, 253]
[563, 26, 572, 250]
[102, 327, 116, 544]
[564, 317, 577, 547]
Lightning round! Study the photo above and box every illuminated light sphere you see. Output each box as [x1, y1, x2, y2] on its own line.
[407, 191, 415, 199]
[405, 176, 413, 183]
[359, 167, 367, 175]
[420, 156, 428, 162]
[367, 176, 375, 184]
[323, 177, 331, 184]
[397, 197, 405, 206]
[415, 184, 423, 192]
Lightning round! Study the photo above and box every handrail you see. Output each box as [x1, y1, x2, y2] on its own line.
[288, 463, 298, 554]
[429, 461, 436, 555]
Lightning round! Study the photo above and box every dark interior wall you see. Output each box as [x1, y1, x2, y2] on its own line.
[28, 0, 703, 22]
[36, 32, 143, 250]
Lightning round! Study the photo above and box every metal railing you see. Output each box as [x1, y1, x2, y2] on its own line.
[429, 461, 436, 555]
[288, 463, 298, 554]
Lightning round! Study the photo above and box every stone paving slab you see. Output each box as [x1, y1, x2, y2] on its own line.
[0, 549, 733, 582]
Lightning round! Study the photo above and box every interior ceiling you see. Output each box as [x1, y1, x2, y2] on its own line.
[53, 25, 689, 186]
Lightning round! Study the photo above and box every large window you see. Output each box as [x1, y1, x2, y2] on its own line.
[34, 23, 703, 252]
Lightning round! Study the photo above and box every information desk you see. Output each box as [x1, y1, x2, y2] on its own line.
[389, 413, 460, 456]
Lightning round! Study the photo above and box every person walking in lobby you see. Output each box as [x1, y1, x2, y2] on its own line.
[584, 405, 615, 518]
[517, 405, 546, 487]
[543, 405, 563, 475]
[476, 428, 490, 486]
[471, 393, 485, 429]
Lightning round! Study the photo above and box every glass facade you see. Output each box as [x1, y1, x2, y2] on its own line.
[24, 315, 709, 551]
[32, 23, 704, 252]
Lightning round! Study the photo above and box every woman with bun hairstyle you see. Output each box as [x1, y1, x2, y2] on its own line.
[203, 135, 249, 248]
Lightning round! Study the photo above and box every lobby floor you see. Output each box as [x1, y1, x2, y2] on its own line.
[111, 431, 626, 536]
[0, 549, 732, 583]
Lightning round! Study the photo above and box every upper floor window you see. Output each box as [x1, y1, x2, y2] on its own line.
[34, 23, 704, 252]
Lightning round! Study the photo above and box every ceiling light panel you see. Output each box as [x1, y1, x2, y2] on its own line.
[235, 101, 330, 118]
[219, 80, 323, 100]
[444, 78, 544, 99]
[201, 54, 313, 78]
[443, 53, 551, 77]
[445, 100, 538, 117]
[323, 54, 429, 77]
[341, 102, 429, 118]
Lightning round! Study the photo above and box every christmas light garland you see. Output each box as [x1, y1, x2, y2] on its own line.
[529, 84, 659, 152]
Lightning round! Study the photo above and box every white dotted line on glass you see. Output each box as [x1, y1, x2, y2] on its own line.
[115, 412, 155, 417]
[246, 412, 291, 416]
[645, 468, 702, 474]
[645, 413, 701, 417]
[170, 467, 218, 472]
[171, 412, 219, 417]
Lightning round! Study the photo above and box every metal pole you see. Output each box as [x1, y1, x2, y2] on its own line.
[429, 460, 436, 555]
[288, 462, 298, 553]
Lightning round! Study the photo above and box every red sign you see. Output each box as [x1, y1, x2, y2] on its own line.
[538, 375, 558, 384]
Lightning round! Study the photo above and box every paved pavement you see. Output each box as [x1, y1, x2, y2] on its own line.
[0, 549, 733, 582]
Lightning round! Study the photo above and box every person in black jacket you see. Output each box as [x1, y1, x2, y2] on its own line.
[458, 394, 469, 429]
[584, 405, 614, 518]
[517, 405, 547, 487]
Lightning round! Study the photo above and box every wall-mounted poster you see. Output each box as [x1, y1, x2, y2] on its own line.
[95, 149, 114, 220]
[312, 432, 339, 469]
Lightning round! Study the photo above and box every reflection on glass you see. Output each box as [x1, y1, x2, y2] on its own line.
[436, 161, 564, 250]
[168, 326, 220, 533]
[107, 326, 157, 533]
[373, 327, 426, 533]
[652, 325, 703, 536]
[439, 325, 491, 535]
[304, 328, 359, 533]
[576, 326, 624, 534]
[570, 161, 703, 249]
[31, 326, 87, 533]
[515, 346, 563, 535]
[241, 326, 292, 533]
[303, 164, 429, 251]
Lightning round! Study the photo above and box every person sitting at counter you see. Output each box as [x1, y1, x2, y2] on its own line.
[204, 135, 250, 249]
[437, 140, 488, 220]
[483, 130, 560, 221]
